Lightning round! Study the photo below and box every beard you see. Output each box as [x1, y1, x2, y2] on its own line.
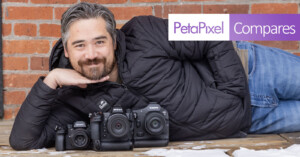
[77, 57, 116, 80]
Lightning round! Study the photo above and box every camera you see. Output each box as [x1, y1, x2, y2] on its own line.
[132, 102, 169, 147]
[55, 102, 169, 151]
[90, 106, 133, 151]
[55, 121, 90, 151]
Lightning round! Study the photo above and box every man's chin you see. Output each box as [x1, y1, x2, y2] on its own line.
[84, 74, 104, 80]
[82, 67, 105, 80]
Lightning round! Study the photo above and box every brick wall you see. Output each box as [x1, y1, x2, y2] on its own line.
[1, 0, 300, 120]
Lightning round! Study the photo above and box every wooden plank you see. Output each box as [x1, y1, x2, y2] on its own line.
[0, 134, 293, 157]
[280, 132, 300, 144]
[0, 126, 12, 133]
[0, 120, 14, 126]
[0, 134, 9, 146]
[0, 120, 295, 157]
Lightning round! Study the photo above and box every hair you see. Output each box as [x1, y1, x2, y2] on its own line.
[61, 2, 117, 50]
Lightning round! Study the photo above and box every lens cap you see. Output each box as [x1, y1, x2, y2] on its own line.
[107, 114, 130, 138]
[145, 112, 166, 135]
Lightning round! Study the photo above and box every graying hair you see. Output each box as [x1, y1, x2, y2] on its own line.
[61, 2, 116, 50]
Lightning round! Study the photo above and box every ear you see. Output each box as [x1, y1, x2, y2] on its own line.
[64, 47, 69, 58]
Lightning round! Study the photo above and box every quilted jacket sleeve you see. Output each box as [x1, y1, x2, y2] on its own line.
[121, 16, 247, 98]
[9, 77, 69, 150]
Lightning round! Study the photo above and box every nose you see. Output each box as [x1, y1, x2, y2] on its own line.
[85, 44, 98, 60]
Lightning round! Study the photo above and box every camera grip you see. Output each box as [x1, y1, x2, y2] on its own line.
[90, 116, 101, 150]
[55, 133, 65, 151]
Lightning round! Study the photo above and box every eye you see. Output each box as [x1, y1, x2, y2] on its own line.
[75, 44, 84, 48]
[96, 41, 104, 45]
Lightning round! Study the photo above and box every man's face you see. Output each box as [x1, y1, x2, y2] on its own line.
[64, 17, 116, 80]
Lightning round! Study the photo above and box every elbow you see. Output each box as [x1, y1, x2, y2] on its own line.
[9, 133, 35, 150]
[9, 134, 24, 150]
[9, 134, 27, 150]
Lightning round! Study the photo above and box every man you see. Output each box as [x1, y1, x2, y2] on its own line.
[9, 2, 251, 150]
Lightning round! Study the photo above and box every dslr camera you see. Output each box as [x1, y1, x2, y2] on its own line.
[90, 106, 133, 151]
[55, 102, 169, 151]
[55, 121, 90, 151]
[133, 102, 169, 147]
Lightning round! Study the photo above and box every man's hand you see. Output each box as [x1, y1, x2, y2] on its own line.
[43, 68, 110, 89]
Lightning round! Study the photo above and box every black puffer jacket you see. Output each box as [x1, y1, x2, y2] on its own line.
[9, 16, 251, 150]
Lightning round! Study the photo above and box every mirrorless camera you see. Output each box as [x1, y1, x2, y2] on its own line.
[55, 121, 90, 151]
[132, 102, 169, 147]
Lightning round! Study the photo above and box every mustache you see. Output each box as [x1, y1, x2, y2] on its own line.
[78, 58, 106, 66]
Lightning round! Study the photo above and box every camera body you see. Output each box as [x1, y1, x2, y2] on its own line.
[55, 121, 90, 151]
[56, 102, 169, 151]
[90, 106, 133, 151]
[132, 102, 169, 147]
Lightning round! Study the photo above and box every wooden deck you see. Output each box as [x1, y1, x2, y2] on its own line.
[1, 120, 300, 157]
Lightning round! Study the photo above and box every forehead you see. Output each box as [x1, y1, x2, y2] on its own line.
[67, 17, 109, 40]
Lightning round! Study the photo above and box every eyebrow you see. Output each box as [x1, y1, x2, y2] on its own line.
[94, 36, 107, 40]
[71, 36, 108, 46]
[71, 40, 84, 46]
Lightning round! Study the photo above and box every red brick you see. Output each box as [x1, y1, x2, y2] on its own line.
[294, 53, 300, 56]
[53, 40, 60, 46]
[3, 40, 50, 54]
[116, 23, 125, 29]
[14, 23, 37, 37]
[14, 107, 21, 118]
[31, 0, 77, 4]
[254, 41, 299, 50]
[3, 57, 28, 70]
[163, 0, 177, 1]
[4, 74, 44, 88]
[80, 0, 127, 4]
[3, 107, 21, 120]
[30, 57, 49, 70]
[183, 0, 223, 1]
[161, 5, 202, 18]
[3, 108, 13, 120]
[3, 107, 20, 120]
[109, 6, 153, 20]
[203, 5, 249, 14]
[5, 7, 53, 20]
[2, 23, 12, 36]
[131, 0, 160, 2]
[3, 0, 28, 2]
[4, 91, 26, 105]
[251, 3, 298, 14]
[154, 5, 162, 18]
[40, 24, 61, 37]
[55, 7, 68, 20]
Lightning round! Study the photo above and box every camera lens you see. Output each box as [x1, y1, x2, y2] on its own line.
[107, 114, 130, 138]
[145, 112, 166, 135]
[70, 130, 89, 148]
[151, 119, 160, 128]
[75, 135, 85, 145]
